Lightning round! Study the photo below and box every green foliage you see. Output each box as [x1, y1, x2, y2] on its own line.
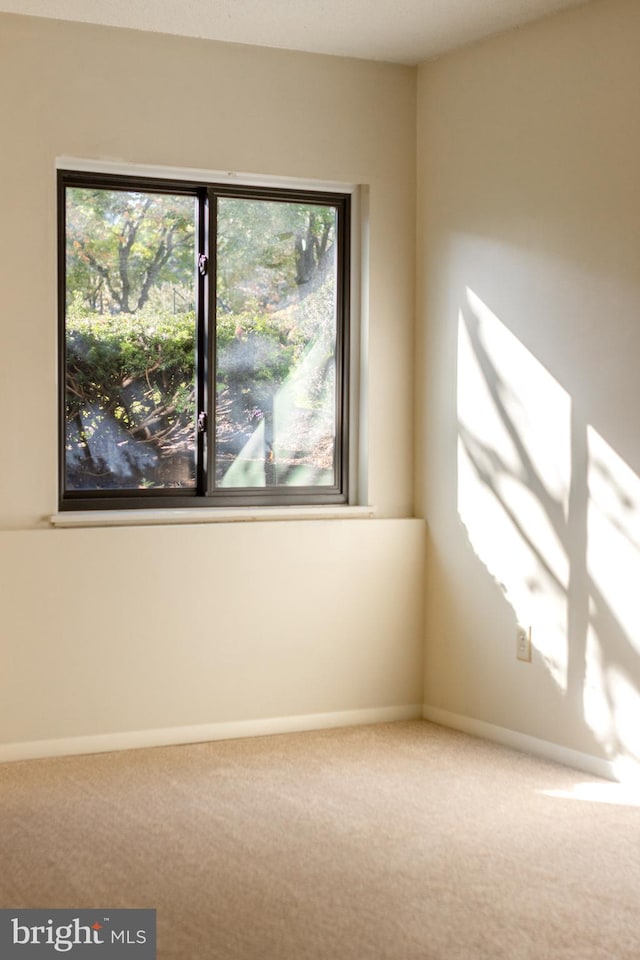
[66, 311, 196, 418]
[66, 188, 195, 315]
[64, 184, 339, 489]
[66, 306, 301, 412]
[216, 198, 336, 312]
[218, 303, 299, 384]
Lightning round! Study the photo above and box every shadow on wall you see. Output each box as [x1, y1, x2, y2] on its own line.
[458, 288, 640, 780]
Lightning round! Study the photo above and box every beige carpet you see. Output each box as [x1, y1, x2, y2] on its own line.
[1, 720, 638, 959]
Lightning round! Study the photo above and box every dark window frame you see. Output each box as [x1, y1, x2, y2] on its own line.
[57, 169, 351, 511]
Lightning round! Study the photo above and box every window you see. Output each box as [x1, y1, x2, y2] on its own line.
[58, 170, 350, 510]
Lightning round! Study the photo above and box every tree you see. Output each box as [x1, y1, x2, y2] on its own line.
[66, 188, 195, 315]
[63, 182, 340, 492]
[216, 199, 336, 313]
[214, 199, 337, 483]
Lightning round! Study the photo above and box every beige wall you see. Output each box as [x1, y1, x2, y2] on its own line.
[0, 15, 423, 751]
[0, 521, 424, 745]
[7, 1, 637, 770]
[417, 0, 640, 770]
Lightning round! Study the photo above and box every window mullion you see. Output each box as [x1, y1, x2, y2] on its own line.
[205, 188, 218, 496]
[196, 188, 209, 496]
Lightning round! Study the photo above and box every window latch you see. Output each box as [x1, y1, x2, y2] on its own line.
[197, 411, 208, 434]
[198, 254, 208, 277]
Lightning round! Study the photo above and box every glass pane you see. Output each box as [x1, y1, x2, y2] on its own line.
[216, 197, 339, 488]
[64, 187, 197, 491]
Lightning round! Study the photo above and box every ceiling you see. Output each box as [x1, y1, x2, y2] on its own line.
[0, 0, 588, 64]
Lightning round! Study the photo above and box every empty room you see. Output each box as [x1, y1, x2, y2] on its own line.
[1, 0, 639, 957]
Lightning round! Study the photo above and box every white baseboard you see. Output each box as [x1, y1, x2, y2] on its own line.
[7, 705, 627, 779]
[0, 704, 423, 763]
[423, 705, 627, 782]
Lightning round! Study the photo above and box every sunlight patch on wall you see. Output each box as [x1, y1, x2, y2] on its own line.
[583, 617, 615, 749]
[457, 288, 571, 689]
[608, 668, 640, 773]
[587, 428, 640, 656]
[584, 427, 640, 773]
[582, 620, 640, 778]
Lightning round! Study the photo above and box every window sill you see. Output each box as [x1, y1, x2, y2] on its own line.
[49, 505, 375, 529]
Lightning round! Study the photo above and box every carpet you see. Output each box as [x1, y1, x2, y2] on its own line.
[0, 721, 638, 959]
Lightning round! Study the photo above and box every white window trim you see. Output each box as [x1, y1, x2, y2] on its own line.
[49, 505, 375, 529]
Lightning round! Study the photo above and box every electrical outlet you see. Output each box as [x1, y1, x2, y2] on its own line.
[517, 625, 532, 662]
